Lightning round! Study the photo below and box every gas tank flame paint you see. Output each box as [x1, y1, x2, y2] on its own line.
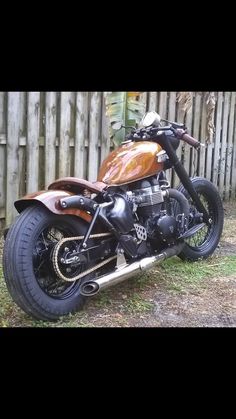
[98, 141, 164, 186]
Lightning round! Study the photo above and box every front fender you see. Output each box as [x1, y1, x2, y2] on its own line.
[14, 190, 92, 223]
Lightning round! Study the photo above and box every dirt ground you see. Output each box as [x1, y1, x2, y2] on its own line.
[0, 202, 236, 328]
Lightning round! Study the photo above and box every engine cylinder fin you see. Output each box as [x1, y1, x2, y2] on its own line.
[133, 185, 164, 207]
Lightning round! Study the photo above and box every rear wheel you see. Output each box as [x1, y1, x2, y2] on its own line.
[176, 177, 224, 261]
[3, 205, 95, 321]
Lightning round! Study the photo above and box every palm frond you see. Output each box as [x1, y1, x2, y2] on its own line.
[105, 92, 145, 146]
[177, 92, 193, 112]
[205, 92, 216, 143]
[177, 92, 216, 143]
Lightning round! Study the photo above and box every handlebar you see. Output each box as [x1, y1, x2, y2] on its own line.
[174, 128, 201, 150]
[126, 125, 201, 150]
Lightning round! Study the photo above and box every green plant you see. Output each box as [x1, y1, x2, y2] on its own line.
[105, 92, 145, 146]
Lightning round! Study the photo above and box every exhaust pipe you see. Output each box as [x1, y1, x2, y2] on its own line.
[80, 242, 184, 297]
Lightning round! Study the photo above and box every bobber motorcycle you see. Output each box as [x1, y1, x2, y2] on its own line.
[2, 112, 224, 321]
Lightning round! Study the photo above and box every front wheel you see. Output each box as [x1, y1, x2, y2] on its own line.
[3, 205, 96, 321]
[176, 177, 224, 261]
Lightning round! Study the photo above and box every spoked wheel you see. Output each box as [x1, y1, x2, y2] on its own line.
[177, 177, 224, 261]
[33, 226, 85, 299]
[3, 205, 96, 321]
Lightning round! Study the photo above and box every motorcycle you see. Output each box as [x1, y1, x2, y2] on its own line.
[2, 111, 224, 321]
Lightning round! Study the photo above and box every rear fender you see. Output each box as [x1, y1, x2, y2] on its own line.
[14, 190, 92, 223]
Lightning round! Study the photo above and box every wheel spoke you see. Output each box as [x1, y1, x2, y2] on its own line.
[34, 258, 48, 275]
[41, 232, 49, 249]
[185, 193, 213, 248]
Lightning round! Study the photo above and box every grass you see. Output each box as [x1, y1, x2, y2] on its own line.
[93, 292, 112, 308]
[162, 255, 236, 281]
[123, 293, 155, 314]
[130, 256, 227, 294]
[162, 256, 236, 293]
[1, 254, 236, 327]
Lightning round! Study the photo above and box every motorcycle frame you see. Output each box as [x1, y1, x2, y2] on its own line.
[14, 136, 210, 232]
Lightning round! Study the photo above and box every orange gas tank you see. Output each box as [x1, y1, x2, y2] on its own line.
[98, 141, 164, 186]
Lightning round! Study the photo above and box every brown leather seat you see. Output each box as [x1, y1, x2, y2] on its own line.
[48, 177, 107, 194]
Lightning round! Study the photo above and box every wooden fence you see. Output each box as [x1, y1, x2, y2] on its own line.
[0, 91, 236, 227]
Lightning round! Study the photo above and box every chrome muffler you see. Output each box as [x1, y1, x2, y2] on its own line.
[79, 242, 184, 297]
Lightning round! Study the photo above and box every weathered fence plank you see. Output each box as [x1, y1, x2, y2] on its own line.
[58, 92, 71, 178]
[213, 92, 223, 186]
[205, 94, 216, 182]
[173, 96, 185, 187]
[231, 108, 236, 199]
[6, 92, 21, 225]
[74, 92, 88, 179]
[184, 103, 193, 176]
[19, 92, 26, 136]
[168, 92, 177, 121]
[199, 95, 207, 178]
[219, 92, 230, 195]
[18, 145, 26, 198]
[191, 93, 202, 178]
[0, 92, 6, 133]
[100, 93, 110, 166]
[88, 92, 102, 181]
[166, 92, 177, 183]
[0, 93, 6, 211]
[0, 93, 6, 212]
[0, 144, 6, 210]
[225, 92, 236, 199]
[205, 93, 218, 181]
[45, 92, 57, 187]
[206, 142, 213, 183]
[27, 92, 40, 193]
[159, 92, 168, 119]
[140, 92, 148, 113]
[148, 92, 157, 111]
[69, 92, 76, 176]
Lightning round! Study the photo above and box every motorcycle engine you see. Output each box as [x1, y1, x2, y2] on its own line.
[128, 177, 177, 245]
[107, 175, 180, 258]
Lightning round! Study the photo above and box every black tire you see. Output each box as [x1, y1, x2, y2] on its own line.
[176, 177, 224, 261]
[3, 205, 95, 321]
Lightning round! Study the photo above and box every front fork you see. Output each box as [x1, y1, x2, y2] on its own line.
[162, 138, 210, 225]
[173, 161, 210, 224]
